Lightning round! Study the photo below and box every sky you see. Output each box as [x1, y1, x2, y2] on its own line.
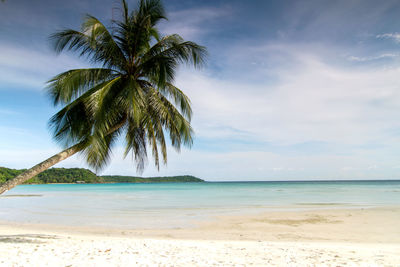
[2, 0, 400, 181]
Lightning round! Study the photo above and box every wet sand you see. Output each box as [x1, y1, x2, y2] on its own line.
[1, 207, 399, 266]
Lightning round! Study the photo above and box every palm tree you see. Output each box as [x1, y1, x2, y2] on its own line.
[0, 0, 206, 194]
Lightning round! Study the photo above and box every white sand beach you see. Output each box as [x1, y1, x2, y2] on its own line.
[1, 207, 400, 266]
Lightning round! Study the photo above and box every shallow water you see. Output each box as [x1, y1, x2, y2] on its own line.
[1, 180, 399, 229]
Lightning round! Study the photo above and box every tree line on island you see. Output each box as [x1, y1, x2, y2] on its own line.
[0, 167, 203, 184]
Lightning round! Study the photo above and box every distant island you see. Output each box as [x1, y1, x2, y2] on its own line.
[0, 167, 204, 184]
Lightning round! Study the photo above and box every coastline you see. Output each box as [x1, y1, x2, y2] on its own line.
[1, 207, 400, 265]
[1, 206, 400, 242]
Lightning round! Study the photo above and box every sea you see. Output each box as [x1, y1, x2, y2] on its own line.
[1, 180, 400, 229]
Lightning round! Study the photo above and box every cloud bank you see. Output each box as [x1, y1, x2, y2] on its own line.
[2, 0, 400, 180]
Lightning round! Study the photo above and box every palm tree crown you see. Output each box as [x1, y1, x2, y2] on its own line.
[47, 0, 207, 171]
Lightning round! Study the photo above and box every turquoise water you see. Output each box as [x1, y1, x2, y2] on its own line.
[1, 181, 400, 229]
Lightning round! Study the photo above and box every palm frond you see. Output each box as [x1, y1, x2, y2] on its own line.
[48, 0, 206, 173]
[124, 119, 148, 171]
[50, 16, 126, 69]
[83, 127, 122, 170]
[138, 36, 207, 87]
[146, 87, 194, 149]
[162, 82, 192, 120]
[137, 0, 166, 26]
[49, 78, 122, 146]
[47, 68, 118, 105]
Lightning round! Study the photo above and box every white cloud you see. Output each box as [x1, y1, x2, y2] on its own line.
[0, 43, 90, 89]
[3, 40, 400, 180]
[57, 40, 400, 180]
[160, 6, 231, 39]
[367, 164, 378, 170]
[2, 141, 399, 180]
[96, 145, 400, 180]
[377, 33, 400, 43]
[103, 40, 400, 179]
[175, 42, 400, 147]
[347, 53, 399, 62]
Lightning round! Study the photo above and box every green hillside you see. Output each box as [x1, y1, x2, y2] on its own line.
[0, 167, 100, 184]
[101, 175, 203, 183]
[0, 167, 204, 184]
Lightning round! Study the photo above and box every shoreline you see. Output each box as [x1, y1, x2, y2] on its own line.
[1, 206, 399, 243]
[14, 178, 400, 185]
[1, 207, 400, 266]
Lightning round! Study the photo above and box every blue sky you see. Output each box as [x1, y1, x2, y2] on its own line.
[2, 0, 400, 180]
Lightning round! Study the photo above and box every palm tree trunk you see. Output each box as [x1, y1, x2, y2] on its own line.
[0, 143, 81, 195]
[0, 119, 127, 195]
